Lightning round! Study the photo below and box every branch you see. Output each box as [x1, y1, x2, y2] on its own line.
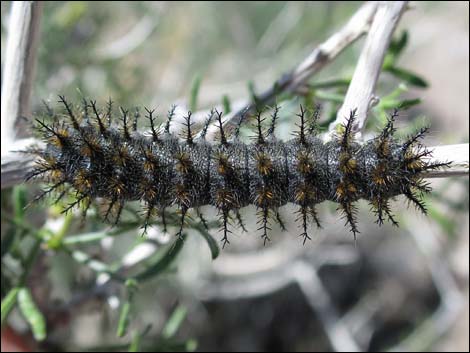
[1, 1, 43, 151]
[421, 144, 469, 178]
[1, 138, 41, 189]
[293, 261, 361, 352]
[201, 1, 379, 140]
[331, 1, 408, 136]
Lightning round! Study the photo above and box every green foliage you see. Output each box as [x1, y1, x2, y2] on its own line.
[1, 186, 197, 349]
[197, 226, 220, 260]
[1, 287, 20, 326]
[134, 235, 186, 282]
[18, 287, 47, 341]
[384, 66, 428, 88]
[189, 74, 202, 112]
[117, 280, 138, 338]
[383, 31, 428, 88]
[162, 305, 188, 339]
[222, 94, 231, 114]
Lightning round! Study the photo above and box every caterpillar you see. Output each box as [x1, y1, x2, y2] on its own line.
[26, 96, 449, 247]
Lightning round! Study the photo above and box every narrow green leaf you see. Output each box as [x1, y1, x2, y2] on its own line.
[135, 235, 186, 281]
[196, 227, 220, 260]
[63, 231, 109, 245]
[127, 324, 152, 352]
[398, 98, 422, 110]
[125, 278, 139, 290]
[385, 66, 428, 88]
[117, 301, 131, 338]
[186, 339, 198, 352]
[384, 31, 409, 69]
[128, 331, 140, 352]
[189, 74, 201, 112]
[310, 78, 350, 89]
[13, 185, 27, 224]
[379, 97, 422, 111]
[315, 90, 345, 103]
[378, 98, 399, 110]
[17, 288, 46, 341]
[108, 221, 148, 235]
[47, 212, 73, 249]
[1, 287, 20, 326]
[384, 83, 409, 101]
[389, 30, 409, 58]
[382, 53, 395, 70]
[162, 305, 188, 339]
[4, 187, 30, 260]
[116, 279, 139, 338]
[222, 94, 231, 114]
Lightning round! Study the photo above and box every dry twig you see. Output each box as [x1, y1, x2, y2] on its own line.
[331, 1, 408, 135]
[1, 1, 43, 151]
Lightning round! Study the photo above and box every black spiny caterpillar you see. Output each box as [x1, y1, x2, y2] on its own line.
[26, 96, 449, 247]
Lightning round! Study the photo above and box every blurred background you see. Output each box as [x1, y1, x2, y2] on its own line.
[1, 1, 468, 351]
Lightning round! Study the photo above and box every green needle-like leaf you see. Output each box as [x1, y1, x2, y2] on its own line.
[1, 287, 20, 326]
[17, 288, 46, 341]
[162, 305, 188, 339]
[135, 234, 186, 281]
